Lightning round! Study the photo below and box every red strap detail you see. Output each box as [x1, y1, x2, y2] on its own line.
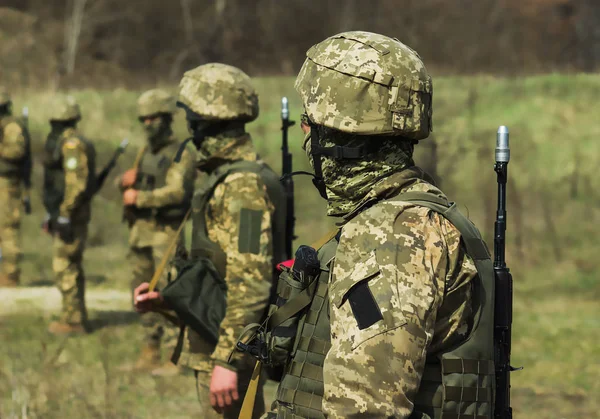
[277, 259, 294, 271]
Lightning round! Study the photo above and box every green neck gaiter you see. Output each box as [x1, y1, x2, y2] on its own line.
[305, 129, 415, 217]
[196, 129, 257, 173]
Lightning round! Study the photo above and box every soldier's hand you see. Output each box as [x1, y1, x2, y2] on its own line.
[209, 365, 239, 413]
[121, 169, 138, 188]
[123, 189, 139, 206]
[134, 282, 165, 313]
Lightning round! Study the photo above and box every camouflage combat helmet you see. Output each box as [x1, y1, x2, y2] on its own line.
[137, 89, 177, 117]
[0, 87, 10, 106]
[49, 95, 81, 121]
[177, 63, 259, 122]
[295, 31, 433, 140]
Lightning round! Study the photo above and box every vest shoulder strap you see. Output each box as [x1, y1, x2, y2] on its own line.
[396, 191, 490, 261]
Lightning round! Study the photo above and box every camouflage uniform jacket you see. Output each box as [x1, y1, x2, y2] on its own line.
[178, 137, 274, 373]
[128, 140, 197, 248]
[44, 128, 95, 224]
[0, 115, 27, 175]
[322, 167, 478, 418]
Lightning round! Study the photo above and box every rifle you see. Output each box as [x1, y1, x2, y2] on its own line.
[281, 97, 296, 260]
[20, 106, 32, 214]
[493, 126, 520, 418]
[94, 138, 129, 194]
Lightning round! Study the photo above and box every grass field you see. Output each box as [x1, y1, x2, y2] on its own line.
[1, 74, 599, 418]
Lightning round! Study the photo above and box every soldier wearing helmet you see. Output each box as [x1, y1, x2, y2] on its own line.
[119, 89, 197, 374]
[239, 32, 495, 419]
[42, 95, 96, 335]
[0, 87, 31, 287]
[133, 63, 287, 418]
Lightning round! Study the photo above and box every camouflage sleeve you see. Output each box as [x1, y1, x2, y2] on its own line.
[59, 136, 90, 218]
[323, 205, 452, 418]
[136, 146, 197, 208]
[207, 172, 273, 370]
[0, 122, 26, 160]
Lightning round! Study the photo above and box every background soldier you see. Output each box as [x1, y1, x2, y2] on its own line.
[120, 89, 197, 374]
[42, 95, 96, 335]
[134, 63, 286, 419]
[246, 31, 495, 419]
[0, 88, 30, 287]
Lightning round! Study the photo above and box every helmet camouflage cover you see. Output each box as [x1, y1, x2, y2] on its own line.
[49, 95, 81, 121]
[137, 89, 177, 117]
[295, 31, 433, 140]
[0, 87, 10, 106]
[178, 63, 259, 122]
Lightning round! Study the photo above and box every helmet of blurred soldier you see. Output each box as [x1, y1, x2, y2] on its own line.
[294, 31, 432, 140]
[0, 87, 11, 107]
[49, 95, 81, 122]
[177, 63, 259, 122]
[137, 89, 177, 118]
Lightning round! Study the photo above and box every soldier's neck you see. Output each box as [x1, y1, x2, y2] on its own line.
[147, 129, 174, 153]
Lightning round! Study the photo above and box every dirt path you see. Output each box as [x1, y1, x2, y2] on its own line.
[0, 287, 132, 316]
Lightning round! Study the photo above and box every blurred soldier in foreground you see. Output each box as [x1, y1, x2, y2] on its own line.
[134, 63, 286, 419]
[120, 89, 196, 374]
[235, 32, 496, 419]
[0, 88, 31, 287]
[42, 96, 96, 335]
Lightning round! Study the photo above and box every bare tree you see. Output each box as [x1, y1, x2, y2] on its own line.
[63, 0, 89, 76]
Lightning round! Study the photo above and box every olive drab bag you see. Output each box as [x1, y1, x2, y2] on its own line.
[160, 256, 227, 346]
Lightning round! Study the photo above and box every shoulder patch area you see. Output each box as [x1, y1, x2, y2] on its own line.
[65, 157, 78, 170]
[3, 121, 23, 138]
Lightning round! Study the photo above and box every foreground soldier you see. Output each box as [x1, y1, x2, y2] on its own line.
[135, 63, 286, 418]
[239, 31, 496, 418]
[121, 89, 196, 373]
[0, 88, 30, 287]
[42, 96, 96, 335]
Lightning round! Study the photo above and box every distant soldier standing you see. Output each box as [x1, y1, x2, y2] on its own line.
[42, 95, 96, 335]
[134, 64, 287, 419]
[0, 88, 30, 287]
[121, 89, 197, 374]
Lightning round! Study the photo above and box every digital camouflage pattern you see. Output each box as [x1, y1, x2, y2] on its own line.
[295, 31, 432, 139]
[137, 89, 177, 117]
[303, 128, 415, 217]
[323, 169, 477, 418]
[49, 95, 81, 122]
[51, 128, 95, 324]
[0, 112, 27, 284]
[178, 133, 273, 372]
[178, 63, 259, 122]
[260, 31, 479, 418]
[177, 133, 272, 419]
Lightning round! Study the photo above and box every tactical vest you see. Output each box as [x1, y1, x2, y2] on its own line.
[0, 116, 31, 177]
[42, 129, 96, 219]
[272, 191, 496, 419]
[132, 141, 191, 221]
[190, 159, 287, 281]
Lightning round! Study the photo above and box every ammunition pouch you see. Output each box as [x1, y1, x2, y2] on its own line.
[235, 245, 320, 367]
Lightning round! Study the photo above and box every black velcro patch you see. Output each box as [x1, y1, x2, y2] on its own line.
[238, 208, 263, 254]
[347, 280, 383, 330]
